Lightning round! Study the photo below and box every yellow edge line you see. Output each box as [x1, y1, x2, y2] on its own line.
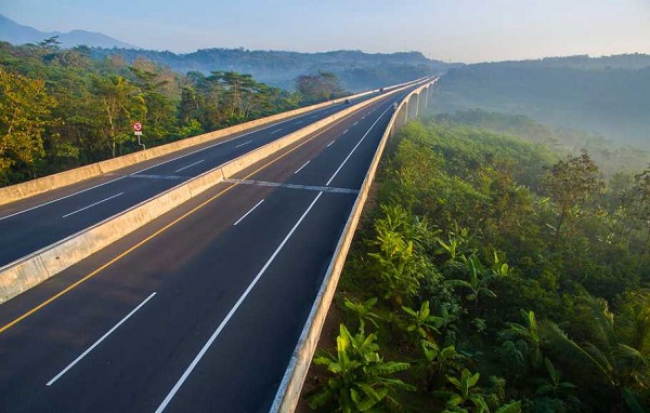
[0, 105, 362, 335]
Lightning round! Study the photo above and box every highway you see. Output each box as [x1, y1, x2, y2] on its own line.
[0, 93, 374, 268]
[0, 88, 410, 412]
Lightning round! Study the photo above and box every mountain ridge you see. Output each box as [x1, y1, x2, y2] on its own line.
[0, 13, 138, 49]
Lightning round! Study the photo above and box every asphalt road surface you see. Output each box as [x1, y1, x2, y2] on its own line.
[0, 93, 375, 268]
[0, 88, 412, 412]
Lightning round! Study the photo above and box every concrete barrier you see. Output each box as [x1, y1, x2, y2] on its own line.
[0, 89, 386, 206]
[0, 81, 418, 304]
[269, 78, 438, 413]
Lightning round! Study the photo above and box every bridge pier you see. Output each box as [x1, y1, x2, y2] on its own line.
[407, 93, 419, 120]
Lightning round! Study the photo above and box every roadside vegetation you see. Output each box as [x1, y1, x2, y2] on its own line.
[0, 39, 347, 186]
[303, 119, 650, 412]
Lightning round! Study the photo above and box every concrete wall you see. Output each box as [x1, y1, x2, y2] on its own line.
[0, 83, 416, 304]
[270, 77, 438, 413]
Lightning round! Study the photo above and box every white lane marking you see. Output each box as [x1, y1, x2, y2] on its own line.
[353, 122, 358, 126]
[361, 116, 366, 120]
[326, 105, 393, 187]
[62, 192, 124, 218]
[225, 179, 358, 194]
[155, 192, 323, 413]
[0, 176, 128, 222]
[327, 141, 335, 148]
[294, 160, 311, 175]
[343, 129, 349, 134]
[174, 159, 205, 173]
[47, 292, 156, 386]
[235, 140, 252, 148]
[233, 199, 265, 226]
[271, 129, 282, 134]
[295, 120, 303, 125]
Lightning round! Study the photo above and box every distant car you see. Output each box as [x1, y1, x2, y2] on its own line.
[392, 103, 399, 110]
[344, 99, 350, 104]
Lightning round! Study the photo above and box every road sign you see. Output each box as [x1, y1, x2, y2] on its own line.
[133, 122, 142, 132]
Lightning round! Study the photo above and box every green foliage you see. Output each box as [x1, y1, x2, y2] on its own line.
[309, 324, 414, 412]
[0, 67, 56, 183]
[402, 301, 441, 341]
[309, 118, 650, 411]
[542, 151, 604, 245]
[366, 204, 434, 304]
[440, 369, 490, 413]
[0, 41, 303, 187]
[343, 297, 383, 334]
[295, 71, 347, 104]
[538, 295, 650, 409]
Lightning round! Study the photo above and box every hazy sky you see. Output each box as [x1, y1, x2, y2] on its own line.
[2, 0, 649, 63]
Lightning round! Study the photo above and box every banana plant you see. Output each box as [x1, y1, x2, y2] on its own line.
[535, 357, 577, 398]
[343, 297, 383, 334]
[402, 300, 442, 341]
[441, 369, 490, 413]
[310, 324, 414, 412]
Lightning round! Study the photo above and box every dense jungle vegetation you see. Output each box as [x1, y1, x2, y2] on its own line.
[303, 119, 650, 413]
[0, 40, 347, 186]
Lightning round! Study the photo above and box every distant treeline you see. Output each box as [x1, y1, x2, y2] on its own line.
[0, 40, 347, 186]
[89, 48, 446, 91]
[430, 56, 650, 149]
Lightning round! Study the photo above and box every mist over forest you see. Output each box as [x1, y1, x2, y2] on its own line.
[430, 54, 650, 150]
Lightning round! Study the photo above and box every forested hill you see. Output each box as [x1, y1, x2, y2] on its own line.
[89, 48, 453, 91]
[479, 53, 650, 70]
[431, 54, 650, 149]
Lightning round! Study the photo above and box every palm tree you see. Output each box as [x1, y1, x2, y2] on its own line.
[498, 310, 544, 375]
[538, 294, 650, 411]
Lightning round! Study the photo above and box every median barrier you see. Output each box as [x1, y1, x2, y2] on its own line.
[0, 81, 419, 304]
[270, 78, 438, 413]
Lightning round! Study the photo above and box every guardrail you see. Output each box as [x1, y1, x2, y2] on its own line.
[0, 81, 421, 304]
[270, 77, 438, 413]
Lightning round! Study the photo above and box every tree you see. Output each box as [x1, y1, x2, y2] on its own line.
[542, 152, 603, 245]
[538, 295, 650, 411]
[0, 67, 57, 183]
[498, 310, 544, 377]
[295, 71, 347, 104]
[630, 169, 650, 247]
[92, 75, 145, 157]
[129, 65, 176, 144]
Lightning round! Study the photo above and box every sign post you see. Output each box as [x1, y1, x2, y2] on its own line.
[133, 122, 145, 150]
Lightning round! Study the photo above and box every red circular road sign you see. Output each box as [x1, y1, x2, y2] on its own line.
[133, 122, 143, 132]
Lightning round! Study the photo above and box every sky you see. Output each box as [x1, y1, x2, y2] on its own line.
[1, 0, 649, 63]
